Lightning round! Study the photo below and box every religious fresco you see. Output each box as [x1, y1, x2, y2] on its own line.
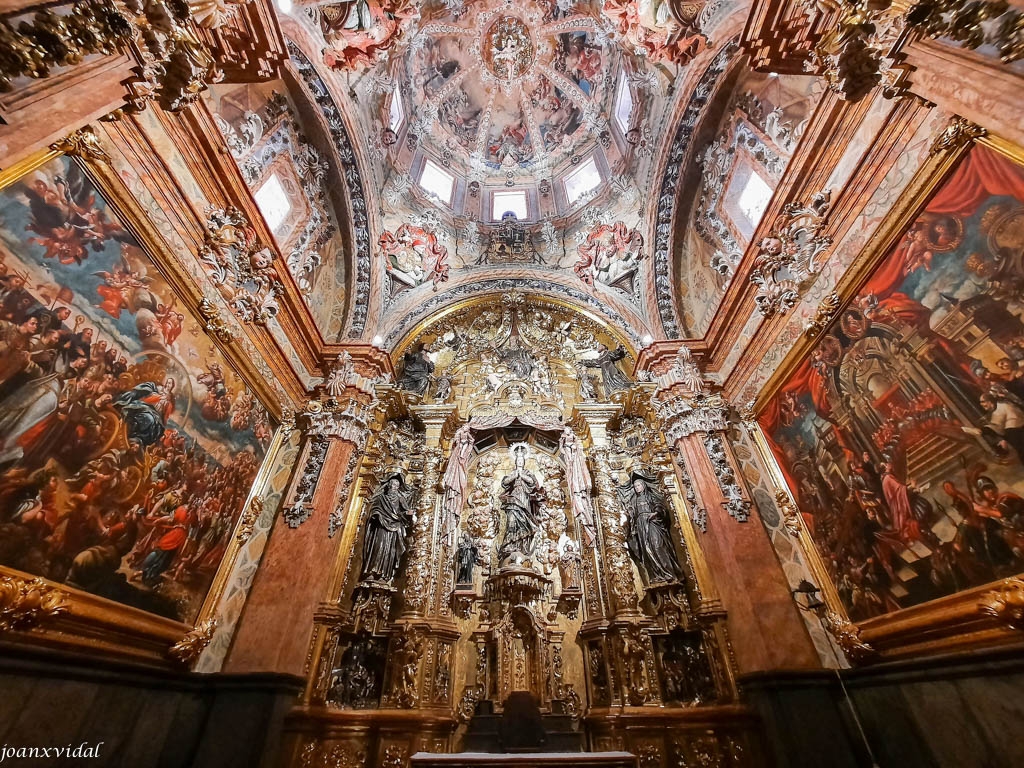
[554, 31, 604, 97]
[0, 154, 270, 624]
[379, 224, 451, 293]
[761, 145, 1024, 621]
[321, 0, 418, 70]
[392, 1, 612, 171]
[574, 221, 645, 297]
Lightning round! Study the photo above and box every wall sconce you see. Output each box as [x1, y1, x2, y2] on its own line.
[791, 579, 825, 612]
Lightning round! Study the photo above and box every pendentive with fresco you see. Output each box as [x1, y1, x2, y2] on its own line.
[296, 293, 744, 760]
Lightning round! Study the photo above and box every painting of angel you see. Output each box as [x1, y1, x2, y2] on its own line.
[760, 144, 1024, 621]
[0, 153, 269, 624]
[320, 0, 417, 70]
[555, 32, 603, 97]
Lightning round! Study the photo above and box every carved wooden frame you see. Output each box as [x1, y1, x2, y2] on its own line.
[746, 120, 1024, 662]
[0, 141, 290, 667]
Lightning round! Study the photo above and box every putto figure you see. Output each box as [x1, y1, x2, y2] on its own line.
[360, 471, 417, 584]
[498, 444, 543, 562]
[618, 469, 683, 584]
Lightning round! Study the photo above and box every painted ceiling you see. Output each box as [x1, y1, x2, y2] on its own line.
[241, 0, 751, 343]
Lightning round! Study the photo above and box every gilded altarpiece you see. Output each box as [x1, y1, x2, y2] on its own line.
[288, 294, 760, 768]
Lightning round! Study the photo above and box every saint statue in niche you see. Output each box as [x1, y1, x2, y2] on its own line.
[498, 444, 543, 562]
[398, 344, 433, 396]
[456, 531, 480, 586]
[581, 343, 632, 397]
[617, 470, 682, 584]
[359, 471, 417, 584]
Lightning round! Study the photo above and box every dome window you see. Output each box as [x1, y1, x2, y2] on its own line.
[419, 159, 455, 205]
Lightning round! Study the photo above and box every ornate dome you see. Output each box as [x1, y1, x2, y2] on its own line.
[374, 0, 649, 224]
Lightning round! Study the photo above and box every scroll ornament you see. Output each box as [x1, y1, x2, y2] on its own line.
[978, 577, 1024, 631]
[198, 207, 283, 326]
[168, 618, 217, 666]
[749, 191, 832, 317]
[0, 575, 67, 632]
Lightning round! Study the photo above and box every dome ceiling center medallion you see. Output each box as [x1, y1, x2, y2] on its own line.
[485, 15, 534, 82]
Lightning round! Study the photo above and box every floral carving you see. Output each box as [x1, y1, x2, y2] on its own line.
[0, 575, 67, 632]
[749, 191, 832, 316]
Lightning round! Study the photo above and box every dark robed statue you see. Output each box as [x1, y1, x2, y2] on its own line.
[398, 344, 433, 396]
[618, 470, 682, 584]
[581, 344, 632, 396]
[455, 531, 479, 586]
[360, 472, 417, 584]
[498, 445, 543, 561]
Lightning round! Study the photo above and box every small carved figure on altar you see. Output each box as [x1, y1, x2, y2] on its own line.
[574, 360, 597, 402]
[581, 343, 632, 397]
[328, 634, 385, 709]
[359, 472, 417, 584]
[498, 444, 543, 562]
[558, 539, 582, 591]
[559, 426, 597, 546]
[434, 373, 453, 401]
[618, 470, 683, 584]
[398, 343, 433, 396]
[456, 531, 480, 586]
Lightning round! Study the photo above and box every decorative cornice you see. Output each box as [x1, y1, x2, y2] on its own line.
[50, 127, 111, 163]
[169, 619, 217, 666]
[0, 575, 68, 633]
[656, 392, 731, 442]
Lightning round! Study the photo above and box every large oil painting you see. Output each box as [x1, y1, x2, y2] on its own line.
[761, 144, 1024, 621]
[0, 153, 271, 624]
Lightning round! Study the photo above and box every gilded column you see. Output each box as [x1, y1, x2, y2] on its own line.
[384, 403, 460, 715]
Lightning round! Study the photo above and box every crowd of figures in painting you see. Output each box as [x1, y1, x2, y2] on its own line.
[0, 155, 269, 623]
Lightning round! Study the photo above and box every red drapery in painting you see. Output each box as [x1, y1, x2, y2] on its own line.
[759, 144, 1024, 505]
[865, 145, 1024, 301]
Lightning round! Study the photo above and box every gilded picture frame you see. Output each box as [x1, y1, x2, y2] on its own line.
[748, 119, 1024, 662]
[0, 131, 287, 667]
